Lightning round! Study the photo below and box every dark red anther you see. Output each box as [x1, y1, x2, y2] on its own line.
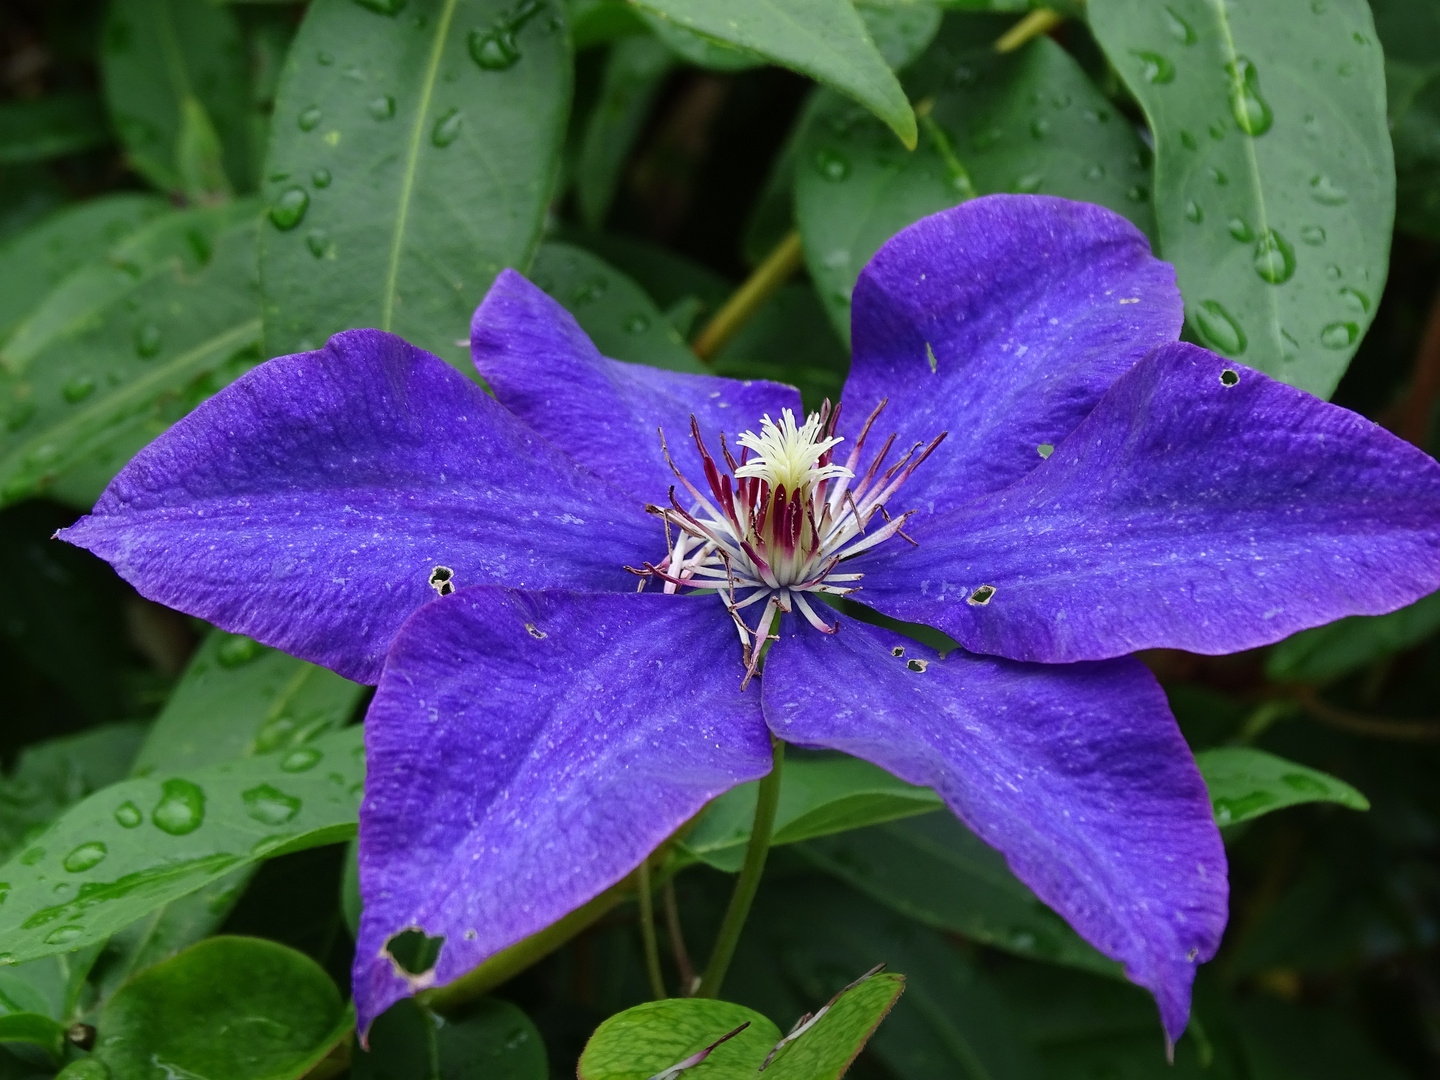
[771, 484, 788, 547]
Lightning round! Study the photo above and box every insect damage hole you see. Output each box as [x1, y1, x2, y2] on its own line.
[384, 927, 445, 981]
[906, 658, 929, 673]
[891, 646, 905, 657]
[1219, 368, 1240, 387]
[524, 622, 547, 639]
[428, 566, 455, 596]
[967, 584, 996, 606]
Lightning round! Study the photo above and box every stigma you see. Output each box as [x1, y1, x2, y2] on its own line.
[628, 400, 945, 686]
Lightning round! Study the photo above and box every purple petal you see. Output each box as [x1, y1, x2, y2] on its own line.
[58, 330, 659, 683]
[354, 586, 770, 1033]
[471, 270, 802, 503]
[762, 612, 1226, 1043]
[845, 194, 1181, 513]
[857, 342, 1440, 662]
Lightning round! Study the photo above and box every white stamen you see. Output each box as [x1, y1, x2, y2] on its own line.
[735, 409, 851, 493]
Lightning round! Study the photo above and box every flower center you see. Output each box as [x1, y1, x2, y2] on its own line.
[628, 401, 945, 685]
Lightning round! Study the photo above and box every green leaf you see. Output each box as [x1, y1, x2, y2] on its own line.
[0, 193, 167, 346]
[1265, 588, 1440, 683]
[1372, 0, 1440, 240]
[0, 95, 110, 165]
[678, 752, 942, 872]
[631, 0, 917, 148]
[577, 36, 675, 228]
[0, 1013, 64, 1061]
[636, 11, 765, 71]
[1088, 0, 1393, 398]
[796, 28, 1154, 341]
[355, 997, 547, 1079]
[101, 0, 253, 196]
[1195, 747, 1369, 827]
[856, 1, 942, 72]
[568, 0, 648, 51]
[89, 936, 350, 1080]
[0, 212, 263, 509]
[259, 0, 572, 371]
[0, 724, 365, 966]
[798, 813, 1122, 977]
[763, 970, 904, 1080]
[134, 629, 365, 776]
[531, 242, 705, 371]
[579, 998, 781, 1079]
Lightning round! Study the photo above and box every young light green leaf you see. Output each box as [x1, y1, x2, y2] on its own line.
[578, 998, 781, 1079]
[355, 997, 547, 1080]
[0, 95, 109, 165]
[1266, 588, 1440, 683]
[577, 36, 675, 228]
[1196, 746, 1369, 827]
[631, 0, 917, 147]
[0, 215, 263, 508]
[798, 813, 1122, 977]
[0, 193, 166, 345]
[0, 724, 364, 966]
[679, 753, 942, 872]
[89, 937, 351, 1080]
[531, 242, 704, 372]
[101, 0, 253, 195]
[796, 29, 1154, 341]
[260, 0, 571, 372]
[1088, 0, 1393, 398]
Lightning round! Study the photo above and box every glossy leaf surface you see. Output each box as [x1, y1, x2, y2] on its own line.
[354, 996, 546, 1079]
[1195, 746, 1369, 827]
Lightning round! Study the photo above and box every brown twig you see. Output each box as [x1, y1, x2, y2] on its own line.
[1399, 281, 1440, 447]
[1291, 685, 1440, 743]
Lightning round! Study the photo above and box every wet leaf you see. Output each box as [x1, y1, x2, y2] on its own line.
[1196, 746, 1369, 827]
[0, 725, 365, 966]
[579, 999, 780, 1080]
[1266, 588, 1440, 682]
[1089, 0, 1393, 397]
[260, 0, 570, 371]
[89, 936, 350, 1080]
[1372, 0, 1440, 240]
[354, 997, 547, 1080]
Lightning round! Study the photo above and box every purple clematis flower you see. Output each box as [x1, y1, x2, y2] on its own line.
[59, 196, 1440, 1043]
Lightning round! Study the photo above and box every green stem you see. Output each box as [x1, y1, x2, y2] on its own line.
[695, 735, 785, 999]
[637, 858, 667, 1000]
[994, 8, 1065, 54]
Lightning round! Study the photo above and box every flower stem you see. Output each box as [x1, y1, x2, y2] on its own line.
[663, 878, 698, 994]
[692, 231, 805, 361]
[637, 857, 667, 999]
[695, 734, 785, 999]
[994, 8, 1065, 54]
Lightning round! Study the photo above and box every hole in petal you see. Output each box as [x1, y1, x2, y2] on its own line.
[464, 929, 477, 940]
[1036, 443, 1054, 459]
[967, 584, 996, 606]
[384, 927, 445, 977]
[525, 622, 547, 639]
[906, 658, 929, 673]
[428, 566, 455, 596]
[891, 646, 905, 657]
[1187, 948, 1199, 962]
[1219, 368, 1240, 386]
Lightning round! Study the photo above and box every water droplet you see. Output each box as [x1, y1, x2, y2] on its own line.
[1015, 174, 1043, 194]
[814, 148, 850, 182]
[1253, 229, 1296, 284]
[317, 51, 334, 66]
[134, 322, 162, 358]
[1300, 224, 1326, 245]
[368, 95, 396, 120]
[1208, 166, 1227, 186]
[624, 314, 651, 334]
[1127, 185, 1148, 203]
[306, 229, 331, 258]
[269, 187, 309, 231]
[1193, 301, 1247, 354]
[1227, 216, 1253, 242]
[1132, 50, 1175, 84]
[353, 0, 407, 13]
[1281, 328, 1301, 360]
[19, 848, 43, 866]
[1321, 321, 1359, 349]
[243, 784, 302, 827]
[62, 842, 107, 873]
[62, 376, 96, 403]
[44, 926, 83, 946]
[470, 28, 521, 70]
[1225, 57, 1272, 136]
[4, 402, 34, 432]
[298, 106, 322, 132]
[432, 108, 463, 147]
[1180, 130, 1198, 150]
[1309, 175, 1349, 205]
[0, 951, 11, 963]
[1339, 287, 1370, 313]
[114, 801, 142, 828]
[217, 633, 264, 667]
[1185, 200, 1203, 223]
[152, 779, 206, 835]
[1083, 163, 1106, 181]
[571, 276, 607, 304]
[281, 747, 323, 773]
[1164, 6, 1196, 43]
[1083, 108, 1110, 123]
[1029, 118, 1050, 140]
[312, 167, 332, 188]
[1208, 122, 1226, 141]
[1325, 264, 1342, 280]
[1337, 62, 1355, 77]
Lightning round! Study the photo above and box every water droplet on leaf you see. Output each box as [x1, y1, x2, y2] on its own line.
[1300, 224, 1325, 245]
[1083, 163, 1106, 181]
[432, 108, 463, 147]
[1208, 166, 1227, 185]
[1029, 118, 1049, 139]
[624, 314, 651, 334]
[353, 0, 407, 14]
[571, 276, 607, 304]
[243, 784, 302, 826]
[1253, 229, 1295, 284]
[1225, 58, 1272, 135]
[1309, 175, 1349, 205]
[1015, 174, 1043, 193]
[114, 801, 142, 828]
[1132, 51, 1175, 84]
[1320, 321, 1359, 349]
[306, 229, 330, 258]
[1163, 6, 1196, 43]
[469, 28, 521, 70]
[62, 376, 95, 403]
[134, 322, 161, 358]
[44, 926, 83, 946]
[814, 148, 850, 182]
[368, 95, 396, 120]
[312, 167, 332, 188]
[281, 747, 323, 773]
[1339, 286, 1370, 313]
[1180, 130, 1197, 150]
[1228, 216, 1253, 242]
[269, 187, 309, 231]
[1184, 200, 1203, 223]
[217, 633, 263, 667]
[152, 779, 206, 835]
[1193, 301, 1247, 354]
[62, 842, 107, 873]
[298, 106, 322, 132]
[1126, 185, 1148, 202]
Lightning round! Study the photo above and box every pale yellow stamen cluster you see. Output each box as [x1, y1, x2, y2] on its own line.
[735, 409, 852, 494]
